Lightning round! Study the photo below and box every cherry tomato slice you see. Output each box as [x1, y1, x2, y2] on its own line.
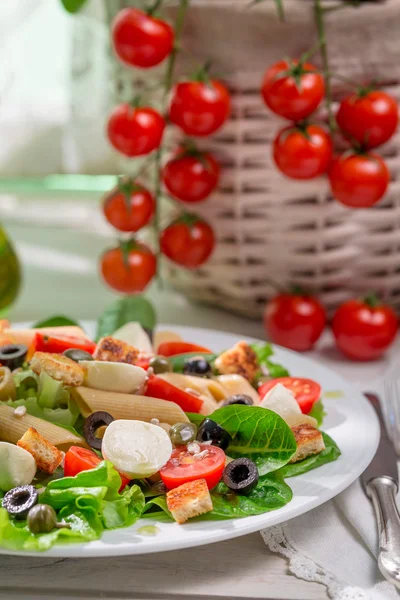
[157, 341, 212, 356]
[160, 444, 225, 490]
[258, 377, 321, 414]
[145, 375, 203, 413]
[64, 446, 130, 492]
[32, 333, 96, 356]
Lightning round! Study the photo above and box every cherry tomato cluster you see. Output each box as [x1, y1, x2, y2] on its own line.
[100, 7, 232, 294]
[261, 59, 398, 208]
[264, 290, 398, 361]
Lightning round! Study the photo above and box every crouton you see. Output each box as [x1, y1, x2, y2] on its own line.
[289, 424, 325, 463]
[214, 341, 258, 382]
[17, 427, 63, 474]
[94, 337, 139, 365]
[166, 479, 213, 524]
[30, 352, 84, 387]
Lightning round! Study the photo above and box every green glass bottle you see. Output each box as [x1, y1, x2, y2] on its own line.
[0, 226, 21, 316]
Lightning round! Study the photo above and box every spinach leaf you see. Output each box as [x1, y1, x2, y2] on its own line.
[141, 472, 292, 521]
[279, 432, 341, 478]
[96, 296, 156, 341]
[60, 0, 88, 13]
[170, 352, 219, 373]
[185, 412, 206, 427]
[32, 315, 80, 328]
[309, 400, 326, 428]
[251, 343, 274, 363]
[251, 343, 290, 378]
[211, 405, 297, 475]
[263, 359, 290, 378]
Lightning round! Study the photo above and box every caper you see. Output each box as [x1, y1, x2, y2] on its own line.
[149, 356, 172, 374]
[169, 422, 197, 446]
[27, 504, 58, 534]
[63, 348, 94, 362]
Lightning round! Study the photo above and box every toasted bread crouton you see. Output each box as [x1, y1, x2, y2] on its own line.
[30, 352, 84, 387]
[17, 427, 63, 473]
[214, 342, 258, 382]
[289, 424, 325, 463]
[166, 479, 213, 524]
[94, 337, 139, 365]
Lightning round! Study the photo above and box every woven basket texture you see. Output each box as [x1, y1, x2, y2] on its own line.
[111, 0, 400, 318]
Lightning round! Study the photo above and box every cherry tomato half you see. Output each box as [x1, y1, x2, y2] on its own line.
[336, 90, 398, 149]
[107, 105, 165, 157]
[163, 149, 220, 203]
[273, 125, 333, 179]
[160, 444, 226, 490]
[64, 446, 130, 491]
[100, 242, 156, 293]
[328, 153, 389, 208]
[160, 217, 215, 269]
[264, 293, 326, 352]
[112, 8, 174, 69]
[169, 80, 231, 137]
[258, 377, 321, 414]
[332, 298, 398, 361]
[261, 60, 325, 122]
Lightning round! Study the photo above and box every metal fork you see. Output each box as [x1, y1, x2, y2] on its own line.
[383, 379, 400, 457]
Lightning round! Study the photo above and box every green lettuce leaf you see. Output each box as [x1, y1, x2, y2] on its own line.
[102, 485, 145, 529]
[185, 412, 206, 427]
[279, 432, 341, 478]
[6, 396, 80, 428]
[170, 352, 218, 373]
[309, 400, 326, 428]
[251, 343, 290, 379]
[210, 405, 297, 475]
[96, 296, 156, 341]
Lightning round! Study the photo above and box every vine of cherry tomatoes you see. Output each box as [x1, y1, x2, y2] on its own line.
[261, 58, 398, 208]
[100, 6, 232, 294]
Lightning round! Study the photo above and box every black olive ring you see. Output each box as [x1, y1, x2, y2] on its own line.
[83, 411, 114, 450]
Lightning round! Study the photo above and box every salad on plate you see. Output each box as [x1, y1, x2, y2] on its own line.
[0, 299, 340, 552]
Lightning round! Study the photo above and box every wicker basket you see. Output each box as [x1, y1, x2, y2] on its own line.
[77, 0, 400, 318]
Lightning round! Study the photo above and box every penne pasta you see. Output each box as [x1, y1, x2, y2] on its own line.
[0, 404, 87, 451]
[216, 374, 261, 404]
[71, 387, 189, 425]
[156, 373, 220, 415]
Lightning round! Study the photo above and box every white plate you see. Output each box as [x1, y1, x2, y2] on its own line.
[0, 324, 380, 558]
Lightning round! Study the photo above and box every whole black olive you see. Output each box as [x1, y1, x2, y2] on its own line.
[63, 348, 94, 362]
[0, 344, 28, 371]
[183, 357, 212, 378]
[223, 394, 254, 407]
[149, 356, 172, 374]
[2, 485, 38, 520]
[84, 411, 114, 450]
[197, 418, 231, 450]
[223, 458, 259, 495]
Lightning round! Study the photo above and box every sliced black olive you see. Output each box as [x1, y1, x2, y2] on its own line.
[63, 348, 94, 362]
[0, 344, 28, 370]
[84, 411, 114, 450]
[170, 422, 197, 446]
[149, 356, 172, 374]
[223, 458, 259, 495]
[223, 394, 254, 407]
[183, 357, 212, 378]
[197, 418, 231, 450]
[2, 485, 38, 520]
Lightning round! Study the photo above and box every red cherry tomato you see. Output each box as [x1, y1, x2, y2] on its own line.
[273, 125, 333, 179]
[261, 60, 325, 121]
[328, 153, 389, 208]
[332, 297, 398, 361]
[32, 333, 96, 355]
[103, 183, 155, 233]
[258, 377, 321, 414]
[160, 217, 215, 268]
[163, 149, 220, 203]
[107, 104, 165, 157]
[64, 446, 130, 492]
[112, 8, 174, 69]
[157, 341, 212, 356]
[264, 293, 326, 351]
[169, 81, 231, 137]
[145, 375, 203, 413]
[100, 242, 156, 293]
[160, 444, 226, 490]
[336, 90, 398, 149]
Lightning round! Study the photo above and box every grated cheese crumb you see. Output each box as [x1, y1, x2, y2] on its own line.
[187, 441, 201, 455]
[150, 418, 160, 426]
[13, 406, 27, 418]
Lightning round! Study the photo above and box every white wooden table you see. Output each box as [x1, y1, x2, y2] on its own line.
[0, 196, 393, 600]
